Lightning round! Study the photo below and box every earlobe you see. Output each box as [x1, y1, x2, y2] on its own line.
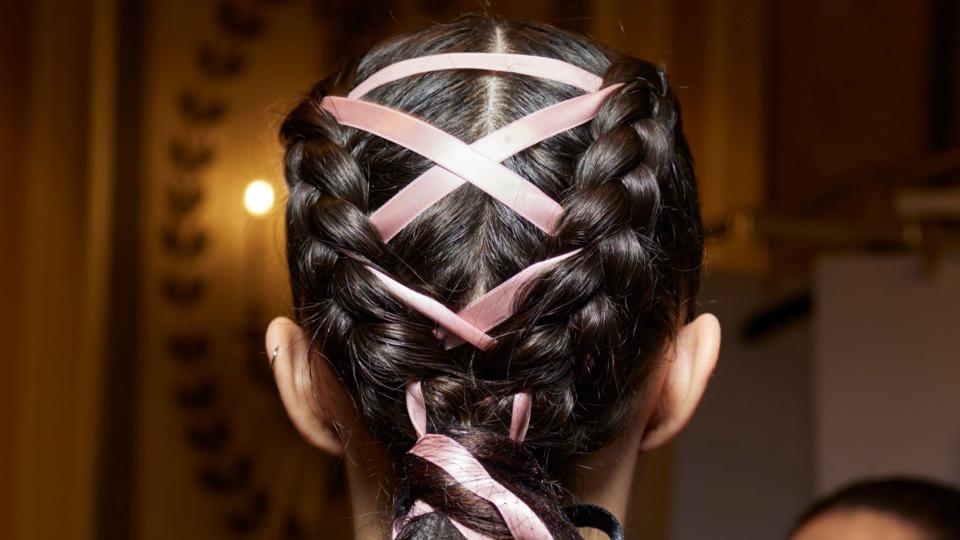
[639, 313, 721, 452]
[265, 317, 344, 455]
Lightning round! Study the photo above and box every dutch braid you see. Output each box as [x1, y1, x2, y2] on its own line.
[491, 57, 691, 458]
[282, 81, 457, 445]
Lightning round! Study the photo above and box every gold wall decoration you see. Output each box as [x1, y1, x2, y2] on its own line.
[144, 0, 352, 537]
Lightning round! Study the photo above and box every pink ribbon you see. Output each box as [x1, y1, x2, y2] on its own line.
[323, 96, 565, 235]
[348, 52, 602, 100]
[396, 382, 548, 539]
[367, 85, 620, 241]
[409, 434, 552, 539]
[405, 382, 532, 442]
[371, 267, 496, 350]
[321, 53, 619, 351]
[341, 53, 613, 538]
[435, 249, 581, 349]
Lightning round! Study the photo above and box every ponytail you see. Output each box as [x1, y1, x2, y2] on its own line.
[394, 384, 577, 539]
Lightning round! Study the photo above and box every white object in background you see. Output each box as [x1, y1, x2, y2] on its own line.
[815, 254, 960, 493]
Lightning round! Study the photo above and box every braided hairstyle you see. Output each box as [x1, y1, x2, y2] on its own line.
[280, 15, 703, 539]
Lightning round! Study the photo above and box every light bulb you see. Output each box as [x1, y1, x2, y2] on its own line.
[244, 179, 275, 216]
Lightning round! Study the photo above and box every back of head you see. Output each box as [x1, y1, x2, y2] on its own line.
[791, 477, 960, 540]
[280, 14, 703, 538]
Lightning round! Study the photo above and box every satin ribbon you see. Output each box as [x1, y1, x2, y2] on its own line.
[394, 382, 549, 540]
[435, 249, 580, 349]
[324, 96, 564, 235]
[323, 53, 617, 350]
[331, 52, 614, 540]
[409, 434, 551, 539]
[405, 381, 531, 442]
[336, 53, 619, 241]
[348, 52, 602, 100]
[364, 86, 620, 241]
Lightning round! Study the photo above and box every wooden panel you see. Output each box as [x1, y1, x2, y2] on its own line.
[135, 1, 334, 537]
[696, 0, 770, 223]
[15, 1, 97, 539]
[0, 0, 31, 538]
[611, 0, 772, 227]
[773, 0, 931, 203]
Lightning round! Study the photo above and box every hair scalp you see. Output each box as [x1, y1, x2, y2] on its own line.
[280, 14, 703, 538]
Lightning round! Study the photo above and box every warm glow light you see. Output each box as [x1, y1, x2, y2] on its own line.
[244, 179, 275, 216]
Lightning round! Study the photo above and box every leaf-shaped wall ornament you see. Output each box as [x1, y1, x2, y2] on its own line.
[225, 489, 270, 535]
[199, 455, 252, 493]
[169, 139, 215, 173]
[187, 416, 233, 453]
[217, 0, 266, 40]
[197, 41, 246, 79]
[175, 378, 219, 410]
[161, 274, 207, 306]
[178, 89, 228, 125]
[166, 332, 210, 364]
[161, 223, 208, 258]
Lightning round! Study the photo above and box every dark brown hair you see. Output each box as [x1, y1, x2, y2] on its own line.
[790, 477, 960, 540]
[280, 14, 703, 538]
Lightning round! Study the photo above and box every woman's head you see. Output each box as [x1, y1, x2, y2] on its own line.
[267, 14, 720, 538]
[790, 477, 960, 540]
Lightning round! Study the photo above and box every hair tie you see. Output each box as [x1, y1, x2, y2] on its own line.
[564, 504, 624, 540]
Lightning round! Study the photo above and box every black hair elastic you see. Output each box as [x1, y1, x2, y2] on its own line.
[564, 504, 625, 540]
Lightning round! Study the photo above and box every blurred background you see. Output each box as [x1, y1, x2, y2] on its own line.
[2, 0, 958, 539]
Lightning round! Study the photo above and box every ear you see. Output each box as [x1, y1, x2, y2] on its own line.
[639, 312, 721, 452]
[265, 317, 343, 455]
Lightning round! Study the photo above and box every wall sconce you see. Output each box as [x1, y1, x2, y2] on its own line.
[244, 179, 275, 217]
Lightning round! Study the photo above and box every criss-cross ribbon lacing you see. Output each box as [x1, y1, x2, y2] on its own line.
[393, 382, 546, 540]
[322, 54, 624, 539]
[320, 53, 622, 350]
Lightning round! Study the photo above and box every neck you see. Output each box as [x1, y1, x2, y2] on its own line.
[569, 436, 643, 539]
[347, 463, 391, 540]
[333, 416, 396, 539]
[339, 384, 655, 540]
